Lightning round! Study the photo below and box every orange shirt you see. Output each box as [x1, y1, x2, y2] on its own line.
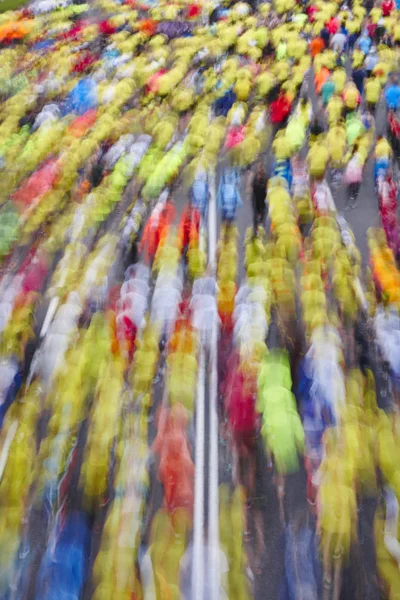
[315, 67, 330, 94]
[310, 37, 325, 57]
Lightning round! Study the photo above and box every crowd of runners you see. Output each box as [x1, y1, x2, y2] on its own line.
[0, 0, 400, 597]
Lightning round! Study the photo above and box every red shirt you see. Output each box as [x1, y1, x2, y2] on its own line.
[225, 125, 245, 149]
[389, 113, 400, 139]
[146, 69, 167, 94]
[270, 94, 292, 124]
[307, 4, 318, 21]
[22, 259, 48, 293]
[99, 20, 116, 35]
[187, 3, 201, 18]
[227, 372, 257, 433]
[12, 158, 59, 208]
[327, 17, 339, 34]
[382, 0, 395, 15]
[367, 22, 377, 38]
[179, 207, 200, 247]
[73, 52, 96, 73]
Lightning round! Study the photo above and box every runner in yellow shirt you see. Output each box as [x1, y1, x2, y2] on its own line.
[307, 141, 329, 180]
[343, 81, 360, 114]
[370, 6, 382, 24]
[326, 94, 344, 124]
[375, 136, 392, 160]
[365, 75, 382, 113]
[394, 20, 400, 43]
[328, 122, 346, 186]
[331, 67, 347, 94]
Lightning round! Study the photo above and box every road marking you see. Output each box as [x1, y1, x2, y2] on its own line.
[193, 346, 206, 600]
[0, 420, 18, 483]
[40, 297, 59, 339]
[208, 168, 220, 600]
[209, 320, 220, 600]
[208, 170, 217, 271]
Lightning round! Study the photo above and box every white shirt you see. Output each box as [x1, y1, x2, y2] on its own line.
[104, 134, 135, 168]
[0, 359, 18, 405]
[155, 272, 183, 294]
[193, 277, 218, 297]
[125, 263, 150, 282]
[33, 104, 61, 131]
[121, 292, 148, 326]
[384, 487, 400, 566]
[121, 278, 149, 298]
[330, 32, 347, 52]
[234, 306, 268, 345]
[248, 286, 269, 306]
[0, 302, 13, 333]
[314, 181, 336, 213]
[40, 332, 73, 385]
[234, 284, 255, 306]
[151, 287, 181, 325]
[50, 304, 81, 334]
[233, 301, 266, 325]
[190, 294, 219, 332]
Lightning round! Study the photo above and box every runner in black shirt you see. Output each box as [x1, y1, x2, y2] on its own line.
[250, 163, 268, 233]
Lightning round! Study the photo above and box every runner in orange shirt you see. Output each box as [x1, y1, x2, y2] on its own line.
[310, 36, 325, 57]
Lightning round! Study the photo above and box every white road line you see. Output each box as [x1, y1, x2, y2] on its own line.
[40, 296, 59, 338]
[208, 168, 220, 600]
[193, 346, 206, 600]
[0, 420, 18, 483]
[209, 320, 220, 600]
[208, 170, 217, 270]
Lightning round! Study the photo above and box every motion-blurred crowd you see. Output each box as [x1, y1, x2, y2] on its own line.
[0, 0, 400, 597]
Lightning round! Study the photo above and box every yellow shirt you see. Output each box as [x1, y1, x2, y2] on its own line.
[287, 38, 307, 60]
[319, 481, 356, 538]
[375, 138, 392, 159]
[344, 83, 360, 109]
[307, 144, 329, 177]
[234, 79, 251, 102]
[273, 135, 291, 160]
[370, 7, 382, 23]
[328, 126, 346, 163]
[327, 95, 344, 124]
[257, 71, 276, 96]
[394, 22, 400, 42]
[331, 68, 346, 94]
[365, 78, 381, 104]
[384, 16, 396, 34]
[346, 20, 360, 34]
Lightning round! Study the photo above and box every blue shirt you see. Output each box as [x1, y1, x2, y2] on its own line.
[217, 169, 241, 219]
[385, 85, 400, 110]
[272, 159, 292, 188]
[358, 35, 371, 54]
[214, 89, 236, 117]
[191, 178, 209, 214]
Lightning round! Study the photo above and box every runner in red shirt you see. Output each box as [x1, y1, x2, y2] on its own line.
[382, 0, 395, 16]
[327, 17, 339, 34]
[226, 368, 258, 493]
[270, 92, 292, 127]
